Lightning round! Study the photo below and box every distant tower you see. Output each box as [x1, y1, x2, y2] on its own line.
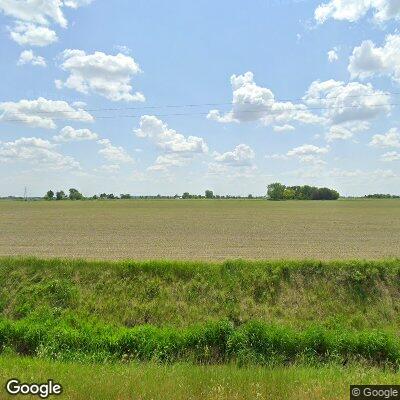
[24, 187, 27, 201]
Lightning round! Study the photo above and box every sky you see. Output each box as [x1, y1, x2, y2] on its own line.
[1, 0, 400, 197]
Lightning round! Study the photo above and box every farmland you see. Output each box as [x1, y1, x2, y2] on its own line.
[1, 199, 400, 399]
[0, 199, 399, 260]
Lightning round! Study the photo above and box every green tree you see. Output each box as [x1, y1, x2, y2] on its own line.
[267, 182, 286, 200]
[44, 190, 54, 200]
[182, 192, 191, 199]
[283, 188, 296, 200]
[56, 191, 67, 200]
[205, 190, 214, 199]
[69, 188, 83, 200]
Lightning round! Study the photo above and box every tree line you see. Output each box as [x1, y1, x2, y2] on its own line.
[43, 186, 340, 201]
[43, 189, 266, 200]
[364, 194, 400, 199]
[267, 182, 340, 200]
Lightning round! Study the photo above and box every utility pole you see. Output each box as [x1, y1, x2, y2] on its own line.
[24, 186, 27, 201]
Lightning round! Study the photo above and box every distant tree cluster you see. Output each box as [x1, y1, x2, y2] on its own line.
[267, 182, 339, 201]
[44, 188, 82, 200]
[364, 194, 400, 199]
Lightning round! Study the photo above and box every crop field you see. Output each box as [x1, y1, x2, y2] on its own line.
[1, 199, 400, 399]
[0, 199, 399, 260]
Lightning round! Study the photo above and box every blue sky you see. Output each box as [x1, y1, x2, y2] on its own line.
[1, 0, 400, 196]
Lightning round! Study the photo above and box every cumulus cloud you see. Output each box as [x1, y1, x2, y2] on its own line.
[97, 139, 133, 163]
[17, 50, 46, 67]
[0, 0, 68, 27]
[9, 22, 57, 46]
[0, 0, 94, 47]
[147, 154, 189, 171]
[381, 151, 400, 161]
[53, 126, 98, 142]
[213, 144, 255, 167]
[56, 49, 144, 102]
[63, 0, 94, 8]
[287, 144, 329, 157]
[315, 0, 400, 24]
[0, 136, 80, 170]
[303, 79, 391, 141]
[369, 128, 400, 148]
[325, 125, 354, 141]
[273, 124, 295, 132]
[134, 115, 208, 171]
[268, 144, 329, 165]
[207, 72, 321, 127]
[328, 49, 339, 62]
[349, 35, 400, 83]
[0, 97, 93, 129]
[135, 115, 208, 154]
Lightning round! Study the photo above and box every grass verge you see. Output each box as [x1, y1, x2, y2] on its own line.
[0, 356, 399, 400]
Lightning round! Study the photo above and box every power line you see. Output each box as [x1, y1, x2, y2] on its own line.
[0, 91, 398, 117]
[0, 102, 396, 123]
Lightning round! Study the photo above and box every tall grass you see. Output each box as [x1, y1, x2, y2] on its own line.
[1, 257, 400, 330]
[1, 316, 399, 367]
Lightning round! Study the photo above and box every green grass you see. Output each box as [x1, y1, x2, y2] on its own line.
[1, 317, 400, 366]
[1, 257, 400, 331]
[0, 258, 400, 366]
[0, 355, 399, 400]
[1, 199, 399, 260]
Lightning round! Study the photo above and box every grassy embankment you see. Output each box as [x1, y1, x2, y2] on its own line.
[1, 257, 400, 366]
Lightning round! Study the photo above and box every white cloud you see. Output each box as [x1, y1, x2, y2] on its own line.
[325, 125, 354, 141]
[273, 124, 295, 132]
[369, 128, 400, 148]
[207, 72, 321, 127]
[381, 151, 400, 161]
[0, 137, 80, 170]
[97, 139, 133, 164]
[349, 35, 400, 83]
[53, 126, 98, 142]
[268, 144, 329, 165]
[135, 115, 208, 154]
[9, 22, 57, 46]
[328, 49, 339, 62]
[304, 79, 391, 137]
[0, 98, 93, 129]
[0, 0, 68, 27]
[1, 0, 94, 48]
[148, 154, 189, 171]
[57, 49, 144, 102]
[134, 115, 208, 171]
[287, 144, 329, 164]
[213, 144, 255, 167]
[0, 0, 94, 27]
[315, 0, 400, 24]
[287, 144, 329, 157]
[17, 50, 46, 67]
[64, 0, 94, 8]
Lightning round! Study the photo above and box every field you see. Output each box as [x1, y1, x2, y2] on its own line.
[0, 199, 399, 260]
[1, 199, 400, 399]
